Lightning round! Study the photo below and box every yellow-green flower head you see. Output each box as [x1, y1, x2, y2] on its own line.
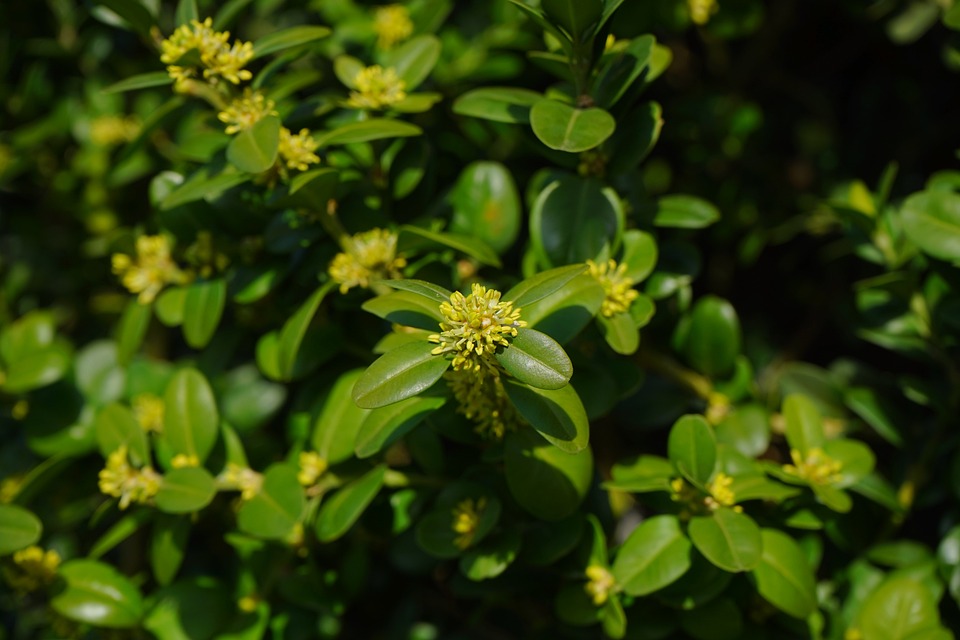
[444, 366, 523, 440]
[346, 65, 407, 110]
[451, 497, 486, 550]
[278, 127, 321, 172]
[2, 546, 60, 593]
[160, 18, 254, 89]
[89, 115, 141, 147]
[297, 451, 328, 486]
[587, 259, 639, 317]
[374, 4, 414, 50]
[429, 283, 526, 372]
[132, 393, 164, 434]
[218, 463, 263, 501]
[705, 472, 742, 512]
[171, 454, 200, 469]
[584, 565, 616, 606]
[218, 89, 277, 135]
[329, 228, 407, 293]
[784, 447, 843, 486]
[688, 0, 719, 25]
[111, 234, 190, 304]
[0, 475, 23, 503]
[98, 445, 162, 510]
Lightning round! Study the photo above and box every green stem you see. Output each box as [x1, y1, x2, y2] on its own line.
[635, 347, 713, 401]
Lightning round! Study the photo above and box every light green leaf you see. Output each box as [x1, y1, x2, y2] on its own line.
[783, 393, 825, 455]
[182, 278, 226, 349]
[102, 71, 173, 94]
[900, 190, 960, 262]
[667, 415, 717, 486]
[311, 369, 371, 464]
[505, 264, 588, 308]
[354, 396, 445, 458]
[150, 515, 190, 586]
[0, 504, 42, 555]
[529, 99, 615, 153]
[447, 161, 522, 254]
[858, 577, 945, 640]
[252, 26, 331, 59]
[227, 115, 280, 174]
[95, 403, 150, 466]
[399, 225, 502, 267]
[597, 312, 640, 355]
[688, 509, 762, 573]
[452, 87, 542, 124]
[163, 368, 219, 464]
[752, 528, 818, 619]
[315, 120, 422, 147]
[459, 529, 522, 581]
[315, 466, 386, 542]
[352, 340, 451, 409]
[237, 464, 304, 540]
[52, 559, 144, 628]
[654, 195, 721, 229]
[382, 35, 441, 90]
[115, 299, 152, 365]
[155, 467, 217, 514]
[612, 515, 691, 596]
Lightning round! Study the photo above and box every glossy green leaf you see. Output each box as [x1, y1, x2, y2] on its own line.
[382, 35, 441, 90]
[505, 0, 572, 49]
[612, 515, 691, 596]
[115, 299, 151, 365]
[282, 168, 339, 211]
[752, 528, 817, 619]
[783, 393, 825, 455]
[727, 474, 800, 503]
[447, 161, 522, 253]
[95, 403, 150, 465]
[452, 87, 542, 124]
[541, 0, 603, 38]
[459, 529, 522, 581]
[530, 99, 615, 153]
[75, 340, 125, 405]
[602, 597, 627, 640]
[352, 340, 450, 409]
[597, 312, 640, 355]
[315, 465, 386, 541]
[2, 346, 72, 394]
[681, 295, 741, 378]
[845, 386, 905, 447]
[858, 577, 945, 639]
[160, 170, 248, 210]
[505, 264, 588, 307]
[151, 515, 190, 585]
[95, 0, 155, 37]
[399, 225, 501, 267]
[252, 26, 331, 59]
[237, 464, 304, 540]
[654, 195, 721, 229]
[667, 415, 717, 486]
[102, 71, 173, 94]
[0, 504, 42, 554]
[619, 229, 659, 283]
[593, 35, 654, 108]
[155, 287, 186, 326]
[824, 439, 876, 489]
[227, 115, 280, 174]
[142, 577, 232, 640]
[900, 190, 960, 262]
[504, 380, 588, 453]
[554, 583, 603, 627]
[607, 101, 663, 176]
[504, 429, 593, 521]
[277, 283, 334, 381]
[182, 278, 226, 349]
[688, 509, 762, 573]
[362, 291, 444, 331]
[316, 120, 422, 147]
[163, 368, 219, 464]
[605, 454, 674, 493]
[89, 510, 152, 560]
[312, 369, 371, 463]
[381, 278, 453, 305]
[522, 273, 605, 344]
[155, 467, 217, 513]
[52, 559, 144, 628]
[495, 328, 572, 390]
[715, 404, 770, 459]
[354, 396, 445, 458]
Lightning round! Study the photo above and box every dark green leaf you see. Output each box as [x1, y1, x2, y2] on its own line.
[354, 396, 445, 458]
[115, 299, 151, 365]
[227, 115, 280, 174]
[399, 225, 502, 267]
[541, 0, 603, 38]
[315, 466, 387, 541]
[612, 515, 692, 596]
[95, 403, 150, 466]
[182, 278, 227, 349]
[237, 464, 304, 540]
[352, 340, 451, 409]
[95, 0, 155, 37]
[504, 380, 589, 453]
[151, 515, 190, 585]
[452, 87, 542, 124]
[362, 291, 444, 331]
[495, 328, 572, 390]
[667, 415, 717, 486]
[163, 368, 219, 464]
[593, 35, 654, 108]
[277, 283, 334, 381]
[381, 278, 453, 305]
[504, 429, 593, 521]
[681, 295, 741, 378]
[447, 161, 522, 253]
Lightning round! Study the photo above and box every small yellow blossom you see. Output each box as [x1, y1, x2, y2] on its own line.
[171, 454, 200, 469]
[98, 445, 162, 510]
[238, 595, 260, 613]
[328, 228, 407, 293]
[584, 565, 616, 606]
[845, 629, 863, 640]
[429, 283, 526, 372]
[89, 115, 141, 147]
[587, 259, 639, 317]
[160, 18, 254, 90]
[2, 546, 60, 593]
[297, 452, 328, 486]
[111, 235, 190, 304]
[451, 497, 486, 550]
[444, 366, 523, 440]
[705, 473, 742, 512]
[218, 463, 263, 501]
[132, 393, 165, 434]
[705, 392, 730, 425]
[374, 4, 414, 50]
[688, 0, 719, 25]
[217, 89, 277, 135]
[783, 448, 843, 486]
[346, 66, 407, 110]
[184, 231, 230, 278]
[0, 476, 23, 503]
[0, 144, 12, 176]
[11, 400, 28, 420]
[278, 127, 321, 172]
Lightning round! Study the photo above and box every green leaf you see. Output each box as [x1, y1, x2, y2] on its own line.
[504, 429, 593, 521]
[654, 195, 721, 229]
[845, 386, 904, 447]
[115, 299, 151, 365]
[495, 328, 573, 390]
[182, 278, 226, 349]
[399, 225, 502, 267]
[504, 380, 589, 453]
[227, 115, 281, 174]
[174, 0, 198, 25]
[680, 295, 741, 378]
[155, 287, 186, 326]
[678, 598, 743, 640]
[354, 396, 446, 458]
[530, 176, 624, 267]
[602, 597, 627, 640]
[362, 291, 444, 331]
[237, 464, 304, 540]
[163, 368, 219, 464]
[416, 485, 501, 558]
[352, 340, 451, 409]
[620, 229, 659, 283]
[95, 0, 155, 37]
[554, 583, 603, 627]
[715, 404, 770, 459]
[824, 439, 876, 489]
[312, 369, 371, 464]
[541, 0, 603, 38]
[281, 168, 339, 211]
[89, 510, 152, 560]
[75, 340, 125, 405]
[459, 529, 522, 581]
[607, 101, 663, 176]
[727, 475, 800, 503]
[95, 403, 150, 465]
[142, 577, 232, 640]
[277, 283, 334, 381]
[522, 273, 605, 344]
[688, 509, 762, 573]
[252, 26, 331, 59]
[52, 559, 144, 628]
[597, 312, 640, 355]
[382, 35, 441, 90]
[612, 515, 692, 596]
[160, 170, 249, 210]
[315, 120, 422, 147]
[0, 504, 42, 554]
[605, 454, 674, 493]
[752, 528, 817, 619]
[900, 190, 960, 262]
[505, 0, 572, 51]
[150, 515, 190, 586]
[2, 346, 72, 394]
[452, 87, 542, 124]
[447, 161, 522, 254]
[255, 331, 282, 381]
[155, 467, 217, 514]
[102, 71, 173, 94]
[505, 264, 588, 308]
[858, 577, 945, 640]
[593, 35, 654, 108]
[0, 311, 56, 363]
[315, 466, 387, 542]
[667, 415, 717, 486]
[382, 278, 453, 304]
[598, 0, 627, 31]
[783, 393, 825, 455]
[529, 99, 615, 153]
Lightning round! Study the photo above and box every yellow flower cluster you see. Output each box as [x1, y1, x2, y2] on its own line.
[89, 115, 141, 147]
[2, 546, 60, 593]
[160, 18, 254, 90]
[688, 0, 719, 25]
[328, 228, 407, 293]
[132, 393, 164, 434]
[444, 367, 523, 440]
[705, 472, 742, 512]
[217, 89, 277, 134]
[783, 448, 843, 486]
[346, 66, 407, 110]
[98, 445, 162, 510]
[185, 230, 230, 278]
[374, 4, 414, 50]
[111, 235, 190, 304]
[587, 259, 639, 317]
[218, 463, 262, 501]
[278, 127, 321, 172]
[297, 451, 328, 486]
[171, 454, 200, 469]
[429, 283, 526, 372]
[584, 565, 616, 606]
[451, 497, 486, 550]
[0, 476, 22, 503]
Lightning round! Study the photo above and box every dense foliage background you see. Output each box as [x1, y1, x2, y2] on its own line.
[2, 0, 960, 638]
